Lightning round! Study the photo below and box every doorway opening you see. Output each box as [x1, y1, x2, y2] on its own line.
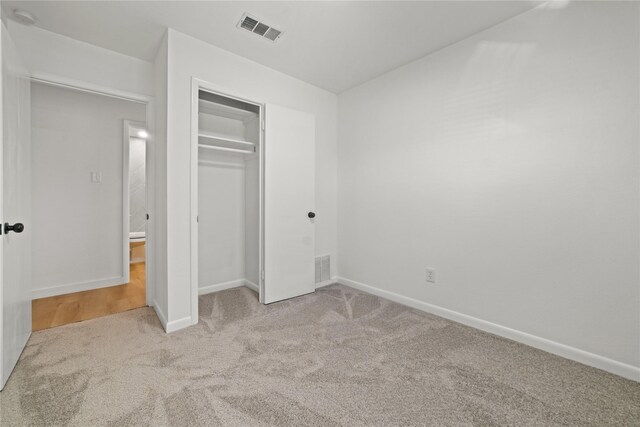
[191, 84, 264, 326]
[30, 81, 151, 331]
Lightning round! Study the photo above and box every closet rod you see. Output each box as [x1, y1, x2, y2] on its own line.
[198, 159, 246, 168]
[198, 144, 255, 154]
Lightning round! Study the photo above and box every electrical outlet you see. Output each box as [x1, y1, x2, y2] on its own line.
[426, 268, 436, 284]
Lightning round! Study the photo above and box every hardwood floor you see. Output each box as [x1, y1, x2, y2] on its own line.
[32, 261, 146, 331]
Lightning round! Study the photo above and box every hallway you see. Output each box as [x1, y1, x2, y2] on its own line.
[32, 260, 146, 331]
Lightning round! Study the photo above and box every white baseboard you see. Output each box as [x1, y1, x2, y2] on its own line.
[32, 276, 126, 299]
[165, 316, 194, 333]
[198, 278, 260, 295]
[153, 299, 194, 333]
[152, 300, 168, 331]
[337, 277, 640, 382]
[198, 279, 247, 295]
[244, 279, 259, 293]
[316, 277, 338, 289]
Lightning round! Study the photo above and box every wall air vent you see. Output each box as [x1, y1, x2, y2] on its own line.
[237, 13, 283, 43]
[315, 255, 331, 284]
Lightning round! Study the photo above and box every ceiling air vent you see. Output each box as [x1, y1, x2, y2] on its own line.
[264, 28, 282, 42]
[237, 13, 283, 43]
[240, 15, 258, 31]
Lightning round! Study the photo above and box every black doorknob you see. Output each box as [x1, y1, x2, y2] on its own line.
[4, 223, 24, 234]
[308, 212, 316, 219]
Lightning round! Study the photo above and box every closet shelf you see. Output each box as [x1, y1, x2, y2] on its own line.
[198, 131, 256, 154]
[198, 99, 258, 122]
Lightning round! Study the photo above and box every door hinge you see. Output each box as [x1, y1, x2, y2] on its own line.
[261, 270, 265, 280]
[261, 120, 265, 131]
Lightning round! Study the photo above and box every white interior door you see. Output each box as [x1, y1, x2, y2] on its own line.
[0, 24, 31, 390]
[263, 104, 315, 304]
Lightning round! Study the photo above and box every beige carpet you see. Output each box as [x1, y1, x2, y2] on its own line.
[1, 284, 638, 426]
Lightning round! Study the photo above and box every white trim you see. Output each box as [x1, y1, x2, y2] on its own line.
[190, 80, 199, 325]
[129, 231, 146, 240]
[154, 299, 191, 334]
[123, 120, 147, 280]
[244, 279, 259, 293]
[122, 122, 135, 284]
[190, 81, 199, 325]
[337, 277, 640, 382]
[32, 276, 126, 300]
[166, 316, 194, 333]
[198, 279, 246, 295]
[144, 97, 155, 308]
[197, 279, 260, 296]
[153, 300, 168, 331]
[315, 277, 338, 289]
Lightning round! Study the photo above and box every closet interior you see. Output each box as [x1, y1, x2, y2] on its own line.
[197, 90, 261, 295]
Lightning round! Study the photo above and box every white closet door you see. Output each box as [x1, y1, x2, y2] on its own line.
[264, 104, 315, 304]
[1, 24, 31, 390]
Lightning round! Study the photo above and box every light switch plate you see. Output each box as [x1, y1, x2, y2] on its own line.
[91, 172, 102, 183]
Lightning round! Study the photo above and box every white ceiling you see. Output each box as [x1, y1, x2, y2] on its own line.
[1, 1, 540, 93]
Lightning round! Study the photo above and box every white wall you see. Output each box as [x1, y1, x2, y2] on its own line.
[198, 151, 246, 288]
[245, 118, 261, 286]
[6, 22, 154, 97]
[31, 82, 146, 298]
[163, 29, 338, 326]
[197, 113, 260, 292]
[338, 1, 639, 378]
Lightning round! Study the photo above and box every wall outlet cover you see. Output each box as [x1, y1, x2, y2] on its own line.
[426, 268, 436, 284]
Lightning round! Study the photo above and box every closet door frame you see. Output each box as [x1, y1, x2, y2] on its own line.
[189, 79, 265, 323]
